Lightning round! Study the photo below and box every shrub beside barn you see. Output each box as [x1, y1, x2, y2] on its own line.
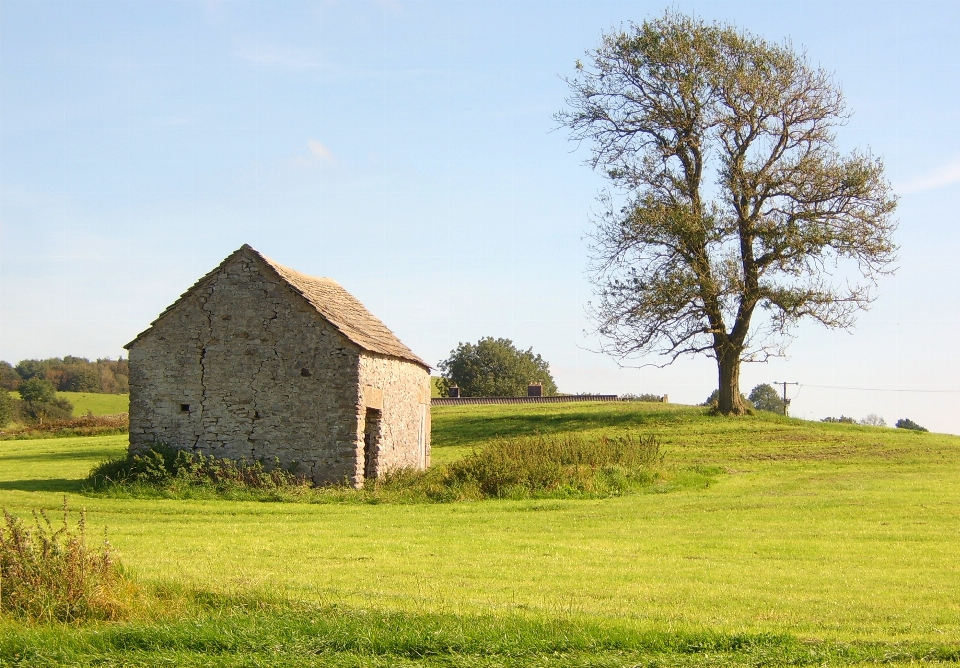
[125, 245, 431, 486]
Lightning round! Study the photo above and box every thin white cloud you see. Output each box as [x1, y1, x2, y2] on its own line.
[376, 0, 402, 15]
[307, 139, 335, 163]
[900, 159, 960, 194]
[235, 43, 322, 69]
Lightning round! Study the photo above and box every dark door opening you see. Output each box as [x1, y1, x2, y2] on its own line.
[363, 407, 382, 481]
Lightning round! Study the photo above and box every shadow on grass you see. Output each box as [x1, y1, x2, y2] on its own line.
[2, 600, 958, 667]
[0, 448, 122, 463]
[0, 478, 85, 493]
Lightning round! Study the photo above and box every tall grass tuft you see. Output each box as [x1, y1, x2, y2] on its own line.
[0, 499, 129, 622]
[373, 432, 665, 501]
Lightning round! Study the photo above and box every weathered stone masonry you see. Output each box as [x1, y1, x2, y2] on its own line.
[126, 245, 431, 486]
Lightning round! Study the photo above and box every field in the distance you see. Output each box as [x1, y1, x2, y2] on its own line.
[6, 390, 128, 417]
[1, 401, 959, 666]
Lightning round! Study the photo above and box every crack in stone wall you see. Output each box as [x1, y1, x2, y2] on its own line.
[246, 299, 280, 461]
[194, 286, 214, 451]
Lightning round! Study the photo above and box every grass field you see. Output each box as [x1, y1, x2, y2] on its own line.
[57, 391, 128, 416]
[5, 391, 128, 417]
[1, 402, 959, 665]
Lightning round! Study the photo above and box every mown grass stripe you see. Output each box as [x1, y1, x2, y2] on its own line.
[3, 607, 960, 666]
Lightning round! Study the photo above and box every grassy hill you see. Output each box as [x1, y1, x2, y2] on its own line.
[1, 402, 959, 666]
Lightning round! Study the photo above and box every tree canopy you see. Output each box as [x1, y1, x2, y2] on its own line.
[16, 378, 74, 423]
[559, 12, 897, 414]
[18, 378, 57, 405]
[748, 384, 785, 414]
[438, 337, 557, 397]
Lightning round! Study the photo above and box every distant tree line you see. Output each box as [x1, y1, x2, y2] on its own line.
[0, 357, 128, 394]
[620, 393, 667, 402]
[894, 418, 927, 432]
[821, 416, 857, 424]
[820, 415, 928, 431]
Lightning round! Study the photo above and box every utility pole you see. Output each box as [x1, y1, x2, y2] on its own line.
[772, 381, 799, 416]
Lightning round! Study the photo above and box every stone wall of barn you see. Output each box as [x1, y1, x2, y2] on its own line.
[128, 252, 364, 485]
[357, 355, 431, 481]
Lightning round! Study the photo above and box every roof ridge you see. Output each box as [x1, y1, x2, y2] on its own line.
[127, 245, 429, 370]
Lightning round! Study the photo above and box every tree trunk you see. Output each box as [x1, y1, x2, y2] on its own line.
[716, 350, 748, 415]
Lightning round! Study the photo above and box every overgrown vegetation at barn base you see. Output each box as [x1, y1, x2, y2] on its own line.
[86, 433, 669, 502]
[86, 446, 314, 501]
[0, 500, 131, 623]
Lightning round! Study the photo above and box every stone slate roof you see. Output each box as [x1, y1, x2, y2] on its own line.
[126, 244, 429, 369]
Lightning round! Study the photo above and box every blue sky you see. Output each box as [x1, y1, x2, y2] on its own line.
[2, 0, 959, 432]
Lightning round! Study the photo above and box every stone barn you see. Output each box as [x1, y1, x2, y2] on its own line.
[125, 244, 431, 486]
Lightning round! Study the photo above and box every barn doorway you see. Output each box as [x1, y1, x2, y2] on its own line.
[363, 407, 382, 482]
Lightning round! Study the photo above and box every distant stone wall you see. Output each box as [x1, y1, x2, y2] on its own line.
[358, 354, 431, 481]
[128, 252, 364, 485]
[431, 395, 619, 406]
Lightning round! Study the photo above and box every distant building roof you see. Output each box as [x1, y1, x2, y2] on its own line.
[126, 244, 429, 369]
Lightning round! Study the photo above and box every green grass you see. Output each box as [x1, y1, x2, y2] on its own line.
[58, 391, 128, 416]
[1, 402, 959, 665]
[2, 603, 958, 666]
[5, 391, 128, 417]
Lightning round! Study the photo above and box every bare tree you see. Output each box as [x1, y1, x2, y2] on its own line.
[558, 12, 897, 414]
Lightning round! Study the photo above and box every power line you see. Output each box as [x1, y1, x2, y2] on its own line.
[800, 383, 960, 394]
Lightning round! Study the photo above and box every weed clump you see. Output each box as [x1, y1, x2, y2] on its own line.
[374, 432, 665, 501]
[86, 445, 313, 501]
[0, 499, 129, 622]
